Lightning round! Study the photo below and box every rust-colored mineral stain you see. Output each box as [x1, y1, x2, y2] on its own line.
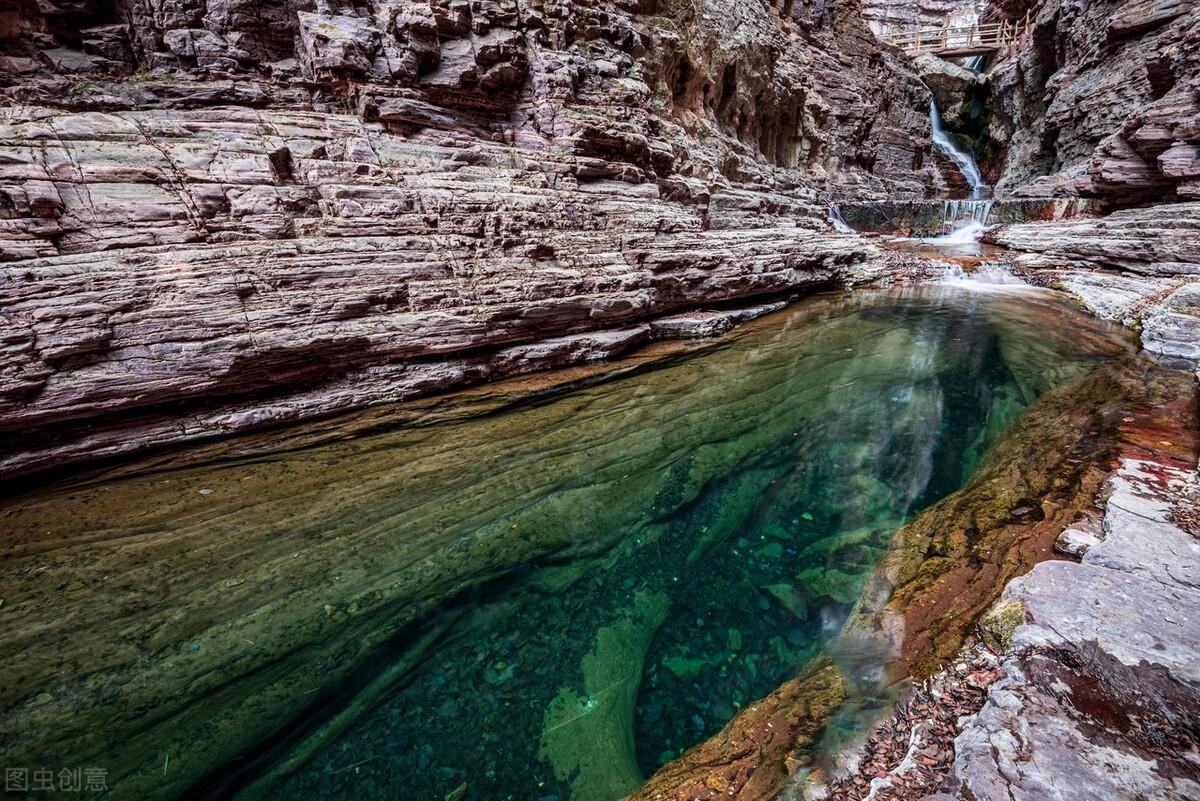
[627, 659, 848, 801]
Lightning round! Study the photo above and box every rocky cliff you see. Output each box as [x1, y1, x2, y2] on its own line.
[861, 0, 985, 38]
[0, 0, 950, 479]
[983, 0, 1200, 203]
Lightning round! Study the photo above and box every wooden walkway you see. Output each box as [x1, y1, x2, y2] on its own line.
[881, 12, 1032, 58]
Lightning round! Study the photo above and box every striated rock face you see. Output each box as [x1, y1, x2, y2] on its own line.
[0, 180, 881, 478]
[0, 0, 945, 201]
[0, 0, 948, 478]
[988, 202, 1200, 362]
[984, 0, 1200, 203]
[990, 201, 1200, 273]
[861, 0, 987, 38]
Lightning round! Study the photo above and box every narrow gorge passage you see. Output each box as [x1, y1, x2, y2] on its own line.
[2, 1, 1198, 801]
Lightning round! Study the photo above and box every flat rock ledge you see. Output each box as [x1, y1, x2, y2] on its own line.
[989, 201, 1200, 363]
[944, 455, 1200, 801]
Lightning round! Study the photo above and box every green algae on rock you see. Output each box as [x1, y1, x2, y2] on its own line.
[0, 286, 1147, 801]
[540, 591, 671, 801]
[842, 357, 1196, 680]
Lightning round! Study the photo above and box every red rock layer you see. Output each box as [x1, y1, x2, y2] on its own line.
[0, 0, 949, 478]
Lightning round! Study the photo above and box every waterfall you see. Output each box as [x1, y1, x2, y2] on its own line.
[918, 198, 994, 245]
[828, 205, 855, 234]
[936, 261, 1028, 288]
[930, 101, 988, 198]
[962, 55, 985, 73]
[938, 198, 994, 235]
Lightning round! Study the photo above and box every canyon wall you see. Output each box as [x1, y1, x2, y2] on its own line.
[0, 0, 946, 479]
[861, 0, 986, 38]
[984, 0, 1200, 203]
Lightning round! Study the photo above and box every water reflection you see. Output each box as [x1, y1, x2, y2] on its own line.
[0, 287, 1136, 801]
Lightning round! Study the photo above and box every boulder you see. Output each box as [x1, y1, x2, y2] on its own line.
[295, 12, 380, 78]
[914, 52, 980, 126]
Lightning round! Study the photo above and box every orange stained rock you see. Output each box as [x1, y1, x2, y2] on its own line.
[627, 659, 847, 801]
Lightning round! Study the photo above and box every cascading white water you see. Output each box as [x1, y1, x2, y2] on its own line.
[828, 205, 855, 234]
[938, 198, 994, 235]
[914, 198, 995, 251]
[932, 221, 986, 245]
[936, 261, 1029, 288]
[962, 55, 985, 73]
[930, 101, 987, 198]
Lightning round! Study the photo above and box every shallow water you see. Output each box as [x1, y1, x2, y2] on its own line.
[0, 286, 1145, 801]
[881, 233, 1008, 261]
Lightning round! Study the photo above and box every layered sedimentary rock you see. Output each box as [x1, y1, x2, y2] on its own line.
[990, 201, 1200, 272]
[0, 0, 949, 478]
[0, 206, 881, 478]
[861, 0, 986, 38]
[983, 0, 1200, 203]
[948, 443, 1200, 801]
[988, 202, 1200, 362]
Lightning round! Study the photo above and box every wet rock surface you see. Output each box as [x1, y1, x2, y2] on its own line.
[0, 216, 881, 479]
[914, 54, 980, 129]
[989, 202, 1200, 361]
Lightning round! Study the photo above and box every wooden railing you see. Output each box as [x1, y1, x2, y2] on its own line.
[882, 12, 1032, 57]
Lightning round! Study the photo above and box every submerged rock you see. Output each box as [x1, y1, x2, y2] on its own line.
[840, 358, 1177, 678]
[539, 591, 670, 801]
[761, 583, 810, 621]
[625, 306, 1189, 801]
[810, 363, 1199, 801]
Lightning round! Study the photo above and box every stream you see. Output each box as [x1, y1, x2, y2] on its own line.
[2, 284, 1179, 801]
